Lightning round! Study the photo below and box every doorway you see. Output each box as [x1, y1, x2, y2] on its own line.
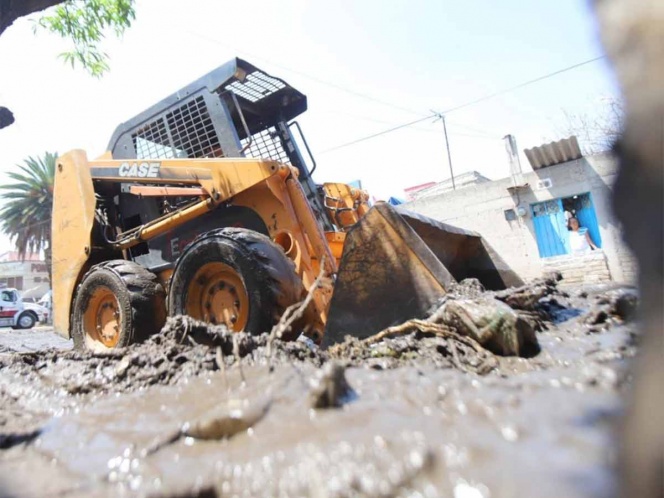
[531, 192, 601, 258]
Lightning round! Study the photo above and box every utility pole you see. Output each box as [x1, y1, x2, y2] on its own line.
[503, 134, 524, 187]
[435, 113, 456, 190]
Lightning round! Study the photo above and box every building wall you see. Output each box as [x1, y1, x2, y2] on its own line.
[404, 153, 637, 283]
[540, 251, 612, 285]
[0, 260, 50, 299]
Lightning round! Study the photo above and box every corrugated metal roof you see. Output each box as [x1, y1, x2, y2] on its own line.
[524, 136, 582, 170]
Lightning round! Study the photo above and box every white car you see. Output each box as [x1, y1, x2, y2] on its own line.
[0, 288, 49, 329]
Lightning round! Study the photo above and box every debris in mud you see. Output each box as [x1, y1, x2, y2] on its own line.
[0, 316, 325, 398]
[161, 315, 325, 364]
[433, 297, 540, 357]
[446, 278, 486, 299]
[0, 428, 40, 450]
[0, 279, 639, 406]
[576, 287, 638, 336]
[329, 322, 499, 375]
[308, 361, 355, 408]
[329, 280, 545, 366]
[494, 272, 562, 311]
[0, 274, 607, 410]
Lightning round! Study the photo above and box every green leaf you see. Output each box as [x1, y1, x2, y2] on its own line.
[35, 0, 136, 77]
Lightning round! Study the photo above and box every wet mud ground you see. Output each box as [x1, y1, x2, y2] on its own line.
[0, 279, 639, 498]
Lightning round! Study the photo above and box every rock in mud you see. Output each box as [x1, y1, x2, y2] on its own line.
[184, 395, 272, 440]
[0, 429, 40, 449]
[143, 394, 273, 456]
[308, 362, 355, 408]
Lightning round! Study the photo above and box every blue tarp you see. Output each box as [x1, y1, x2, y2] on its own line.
[387, 197, 404, 206]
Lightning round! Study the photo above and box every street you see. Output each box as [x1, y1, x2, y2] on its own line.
[0, 325, 72, 353]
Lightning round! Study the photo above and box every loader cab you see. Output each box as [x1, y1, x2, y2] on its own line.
[107, 58, 329, 227]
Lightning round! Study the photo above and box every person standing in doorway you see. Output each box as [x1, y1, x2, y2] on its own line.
[568, 216, 598, 255]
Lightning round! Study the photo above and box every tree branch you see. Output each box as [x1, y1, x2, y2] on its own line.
[0, 0, 66, 36]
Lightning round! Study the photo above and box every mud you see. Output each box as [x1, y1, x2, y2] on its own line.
[0, 279, 639, 497]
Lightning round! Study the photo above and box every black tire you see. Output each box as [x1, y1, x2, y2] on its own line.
[168, 228, 303, 337]
[71, 260, 166, 351]
[13, 312, 36, 330]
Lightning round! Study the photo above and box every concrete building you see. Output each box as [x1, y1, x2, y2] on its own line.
[405, 148, 636, 284]
[0, 252, 50, 300]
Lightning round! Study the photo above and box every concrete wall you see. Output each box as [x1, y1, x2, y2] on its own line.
[405, 153, 637, 283]
[0, 260, 50, 299]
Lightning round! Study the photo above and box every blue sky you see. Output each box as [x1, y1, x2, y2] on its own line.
[0, 0, 619, 252]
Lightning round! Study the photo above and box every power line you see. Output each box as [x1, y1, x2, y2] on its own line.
[444, 120, 500, 138]
[320, 114, 436, 153]
[439, 55, 606, 115]
[324, 110, 500, 138]
[320, 112, 504, 153]
[321, 55, 606, 153]
[271, 63, 428, 117]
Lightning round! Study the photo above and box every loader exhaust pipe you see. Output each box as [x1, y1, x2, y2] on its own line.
[322, 203, 523, 348]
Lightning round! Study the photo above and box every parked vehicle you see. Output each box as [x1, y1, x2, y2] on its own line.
[24, 302, 49, 324]
[0, 288, 47, 329]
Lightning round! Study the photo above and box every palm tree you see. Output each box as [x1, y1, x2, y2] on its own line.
[0, 152, 56, 284]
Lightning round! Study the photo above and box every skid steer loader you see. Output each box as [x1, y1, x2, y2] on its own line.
[52, 58, 522, 351]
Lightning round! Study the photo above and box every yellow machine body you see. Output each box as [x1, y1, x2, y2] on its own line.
[52, 151, 337, 341]
[51, 58, 523, 349]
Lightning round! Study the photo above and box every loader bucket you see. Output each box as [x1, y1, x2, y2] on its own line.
[321, 203, 524, 348]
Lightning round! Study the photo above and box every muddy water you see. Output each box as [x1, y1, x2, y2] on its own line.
[0, 282, 637, 497]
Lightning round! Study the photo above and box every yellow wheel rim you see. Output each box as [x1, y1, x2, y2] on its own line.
[83, 286, 121, 348]
[185, 262, 249, 332]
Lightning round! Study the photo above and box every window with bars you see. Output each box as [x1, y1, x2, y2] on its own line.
[132, 96, 224, 159]
[226, 71, 285, 103]
[133, 119, 175, 159]
[128, 68, 295, 163]
[241, 127, 291, 164]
